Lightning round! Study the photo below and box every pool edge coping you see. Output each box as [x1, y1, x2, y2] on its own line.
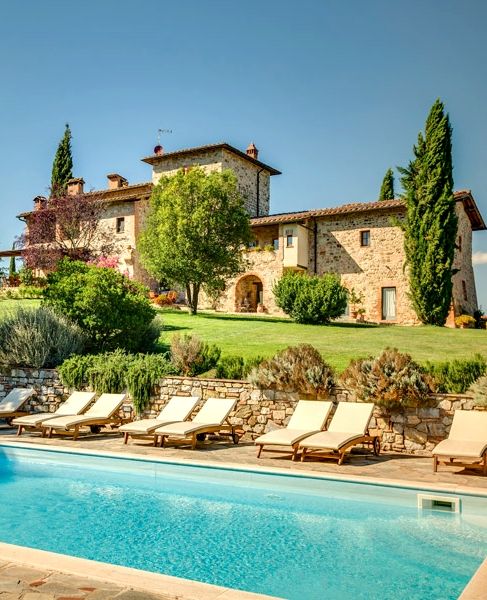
[0, 542, 279, 600]
[459, 557, 487, 599]
[2, 439, 487, 498]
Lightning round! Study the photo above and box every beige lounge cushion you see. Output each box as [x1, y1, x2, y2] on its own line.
[255, 400, 333, 447]
[255, 428, 323, 447]
[120, 396, 199, 435]
[299, 402, 374, 451]
[433, 438, 487, 459]
[46, 393, 127, 430]
[432, 410, 487, 459]
[299, 430, 364, 451]
[154, 397, 237, 437]
[0, 388, 35, 415]
[13, 391, 96, 427]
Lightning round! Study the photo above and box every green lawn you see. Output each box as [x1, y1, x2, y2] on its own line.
[157, 309, 487, 372]
[1, 300, 485, 372]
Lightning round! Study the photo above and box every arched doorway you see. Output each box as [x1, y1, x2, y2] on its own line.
[235, 274, 264, 312]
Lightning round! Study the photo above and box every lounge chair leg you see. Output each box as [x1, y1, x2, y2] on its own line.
[338, 452, 345, 466]
[433, 456, 438, 473]
[16, 425, 23, 437]
[483, 454, 487, 476]
[124, 432, 129, 445]
[47, 427, 53, 439]
[256, 445, 263, 458]
[73, 426, 79, 441]
[291, 446, 298, 461]
[301, 448, 307, 462]
[191, 433, 197, 450]
[160, 436, 166, 448]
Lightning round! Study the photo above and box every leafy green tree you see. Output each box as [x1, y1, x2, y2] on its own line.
[43, 259, 156, 352]
[398, 99, 457, 326]
[139, 168, 252, 314]
[379, 168, 395, 200]
[51, 124, 73, 196]
[273, 272, 347, 324]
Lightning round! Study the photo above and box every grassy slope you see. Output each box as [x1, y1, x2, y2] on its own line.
[157, 309, 487, 372]
[1, 300, 484, 372]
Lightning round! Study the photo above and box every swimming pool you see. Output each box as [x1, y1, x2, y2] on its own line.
[0, 444, 486, 600]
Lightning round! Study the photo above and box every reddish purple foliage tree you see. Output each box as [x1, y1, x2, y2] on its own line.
[20, 193, 115, 271]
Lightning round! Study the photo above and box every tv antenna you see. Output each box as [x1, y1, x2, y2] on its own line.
[157, 128, 173, 144]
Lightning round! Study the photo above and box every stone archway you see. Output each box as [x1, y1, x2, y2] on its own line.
[235, 273, 264, 312]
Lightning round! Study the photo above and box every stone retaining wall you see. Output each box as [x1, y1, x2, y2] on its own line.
[0, 369, 480, 456]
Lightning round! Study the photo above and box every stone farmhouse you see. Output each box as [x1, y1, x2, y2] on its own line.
[5, 141, 485, 325]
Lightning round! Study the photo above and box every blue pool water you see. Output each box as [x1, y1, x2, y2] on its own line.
[0, 445, 486, 599]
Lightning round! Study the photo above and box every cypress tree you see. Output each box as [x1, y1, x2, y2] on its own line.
[399, 99, 457, 326]
[8, 250, 16, 279]
[379, 168, 395, 200]
[51, 124, 73, 196]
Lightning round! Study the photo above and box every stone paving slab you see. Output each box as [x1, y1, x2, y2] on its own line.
[0, 562, 173, 600]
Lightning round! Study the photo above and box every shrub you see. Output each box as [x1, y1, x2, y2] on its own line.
[170, 334, 221, 376]
[468, 376, 487, 407]
[455, 314, 476, 328]
[0, 307, 84, 369]
[273, 272, 347, 324]
[17, 285, 44, 299]
[43, 259, 156, 352]
[424, 354, 486, 393]
[216, 355, 265, 380]
[248, 344, 334, 397]
[341, 347, 435, 411]
[58, 351, 175, 415]
[125, 353, 176, 414]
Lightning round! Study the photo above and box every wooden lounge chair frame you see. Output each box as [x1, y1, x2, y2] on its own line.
[43, 413, 132, 441]
[3, 411, 29, 426]
[300, 431, 380, 464]
[433, 453, 487, 476]
[155, 418, 241, 449]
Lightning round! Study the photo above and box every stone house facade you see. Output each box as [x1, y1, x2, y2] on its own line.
[8, 141, 485, 325]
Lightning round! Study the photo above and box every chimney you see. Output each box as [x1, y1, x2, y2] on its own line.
[246, 142, 259, 160]
[67, 178, 85, 196]
[107, 173, 129, 190]
[154, 145, 164, 156]
[33, 196, 47, 211]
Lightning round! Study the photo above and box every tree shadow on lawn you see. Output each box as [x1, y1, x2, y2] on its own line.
[193, 312, 380, 329]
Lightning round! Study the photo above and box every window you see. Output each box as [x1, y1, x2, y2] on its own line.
[248, 240, 257, 249]
[116, 217, 125, 234]
[285, 229, 294, 247]
[360, 230, 370, 247]
[381, 287, 397, 321]
[462, 280, 468, 301]
[273, 238, 279, 251]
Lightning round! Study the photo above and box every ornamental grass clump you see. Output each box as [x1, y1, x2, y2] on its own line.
[340, 347, 435, 411]
[247, 344, 334, 397]
[0, 307, 84, 369]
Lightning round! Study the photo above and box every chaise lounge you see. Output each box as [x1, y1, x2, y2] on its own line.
[13, 391, 96, 436]
[298, 402, 379, 464]
[153, 397, 238, 449]
[432, 410, 487, 475]
[254, 400, 333, 459]
[0, 388, 35, 425]
[120, 396, 199, 444]
[41, 393, 127, 440]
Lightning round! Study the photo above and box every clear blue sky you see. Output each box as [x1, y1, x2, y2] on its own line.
[1, 0, 486, 306]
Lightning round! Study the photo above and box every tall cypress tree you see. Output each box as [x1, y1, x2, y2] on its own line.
[51, 124, 73, 196]
[379, 168, 395, 200]
[399, 99, 457, 326]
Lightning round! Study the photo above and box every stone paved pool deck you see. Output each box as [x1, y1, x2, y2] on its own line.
[1, 425, 487, 599]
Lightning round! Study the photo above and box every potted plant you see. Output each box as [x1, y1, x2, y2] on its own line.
[356, 308, 366, 323]
[348, 288, 365, 319]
